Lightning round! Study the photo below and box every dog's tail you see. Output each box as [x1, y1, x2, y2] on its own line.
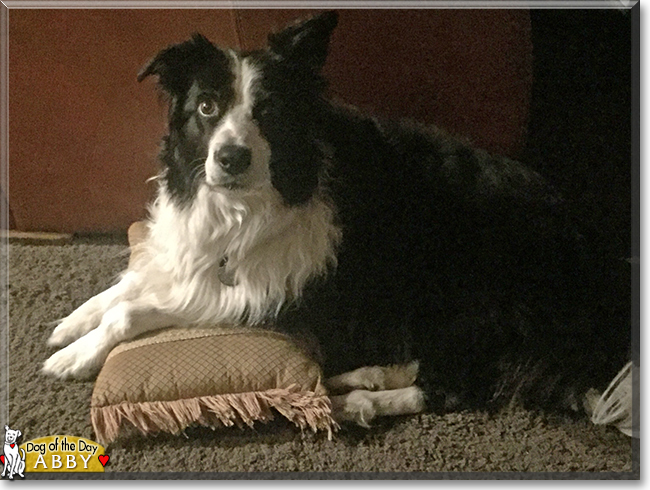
[584, 361, 637, 437]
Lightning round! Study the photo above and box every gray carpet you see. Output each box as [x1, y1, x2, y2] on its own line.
[4, 238, 636, 477]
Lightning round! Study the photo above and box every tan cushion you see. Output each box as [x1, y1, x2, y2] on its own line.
[93, 327, 326, 406]
[90, 327, 334, 444]
[90, 223, 335, 444]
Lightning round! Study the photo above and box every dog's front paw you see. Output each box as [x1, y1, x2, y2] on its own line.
[47, 310, 103, 348]
[42, 338, 105, 380]
[47, 321, 77, 348]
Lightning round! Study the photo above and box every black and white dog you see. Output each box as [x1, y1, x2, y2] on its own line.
[44, 12, 631, 425]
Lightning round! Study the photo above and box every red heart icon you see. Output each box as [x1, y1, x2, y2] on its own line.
[10, 444, 15, 449]
[0, 455, 4, 465]
[98, 455, 109, 467]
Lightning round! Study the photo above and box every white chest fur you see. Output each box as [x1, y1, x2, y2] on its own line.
[134, 184, 341, 325]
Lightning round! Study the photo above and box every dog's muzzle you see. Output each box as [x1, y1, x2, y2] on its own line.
[217, 144, 252, 176]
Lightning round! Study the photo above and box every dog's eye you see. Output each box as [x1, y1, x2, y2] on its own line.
[198, 99, 219, 117]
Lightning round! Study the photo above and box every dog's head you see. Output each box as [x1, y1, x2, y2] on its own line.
[4, 425, 21, 444]
[139, 11, 339, 206]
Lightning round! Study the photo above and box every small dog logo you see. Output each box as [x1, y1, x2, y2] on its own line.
[1, 425, 26, 479]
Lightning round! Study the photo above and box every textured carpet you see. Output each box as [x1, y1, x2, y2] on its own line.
[4, 237, 636, 478]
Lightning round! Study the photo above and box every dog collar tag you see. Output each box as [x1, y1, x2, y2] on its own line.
[218, 256, 238, 287]
[10, 444, 15, 448]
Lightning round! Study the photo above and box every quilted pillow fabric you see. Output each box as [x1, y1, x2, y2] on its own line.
[91, 327, 335, 444]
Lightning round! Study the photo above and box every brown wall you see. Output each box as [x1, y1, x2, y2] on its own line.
[9, 9, 532, 233]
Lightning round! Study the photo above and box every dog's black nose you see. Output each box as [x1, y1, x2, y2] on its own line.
[217, 145, 252, 176]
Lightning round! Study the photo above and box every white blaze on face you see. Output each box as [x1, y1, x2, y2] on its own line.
[205, 54, 271, 190]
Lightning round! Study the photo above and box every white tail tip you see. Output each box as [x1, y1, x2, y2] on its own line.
[585, 361, 638, 438]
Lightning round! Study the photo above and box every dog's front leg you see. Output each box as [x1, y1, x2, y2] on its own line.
[7, 455, 16, 480]
[48, 271, 141, 347]
[43, 301, 182, 380]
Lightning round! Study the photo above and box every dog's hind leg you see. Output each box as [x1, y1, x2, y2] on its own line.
[16, 450, 25, 478]
[331, 386, 426, 428]
[48, 271, 141, 347]
[326, 361, 420, 394]
[43, 300, 182, 379]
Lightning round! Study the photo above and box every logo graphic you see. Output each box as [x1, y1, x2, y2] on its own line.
[20, 435, 107, 473]
[1, 427, 109, 475]
[1, 425, 26, 480]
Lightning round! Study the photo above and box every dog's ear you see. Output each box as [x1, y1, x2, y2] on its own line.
[268, 11, 338, 71]
[137, 34, 222, 94]
[16, 430, 20, 438]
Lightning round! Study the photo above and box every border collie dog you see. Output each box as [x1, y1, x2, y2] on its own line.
[44, 12, 631, 425]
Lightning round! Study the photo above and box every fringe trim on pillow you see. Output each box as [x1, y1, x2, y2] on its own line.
[91, 384, 338, 445]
